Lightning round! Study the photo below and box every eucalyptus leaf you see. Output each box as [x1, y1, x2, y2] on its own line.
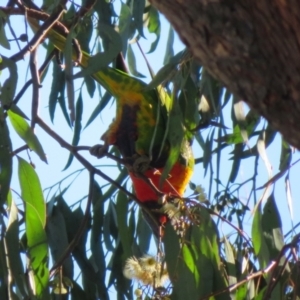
[8, 110, 47, 163]
[18, 157, 49, 297]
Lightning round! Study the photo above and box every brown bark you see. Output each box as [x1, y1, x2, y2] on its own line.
[150, 0, 300, 148]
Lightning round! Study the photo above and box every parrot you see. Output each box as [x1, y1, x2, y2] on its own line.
[29, 18, 195, 235]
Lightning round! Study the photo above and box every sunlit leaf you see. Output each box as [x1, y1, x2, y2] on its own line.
[224, 237, 237, 287]
[160, 97, 184, 185]
[18, 157, 48, 297]
[252, 203, 269, 269]
[8, 110, 47, 162]
[200, 68, 222, 118]
[257, 131, 272, 179]
[164, 224, 197, 300]
[233, 99, 248, 144]
[285, 174, 293, 221]
[261, 194, 285, 262]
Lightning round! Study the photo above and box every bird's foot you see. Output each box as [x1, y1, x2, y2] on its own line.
[89, 144, 108, 158]
[132, 154, 151, 174]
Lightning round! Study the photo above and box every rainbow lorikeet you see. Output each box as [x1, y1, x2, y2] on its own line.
[30, 19, 194, 233]
[96, 65, 195, 234]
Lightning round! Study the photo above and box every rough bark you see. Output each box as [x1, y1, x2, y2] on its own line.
[150, 0, 300, 148]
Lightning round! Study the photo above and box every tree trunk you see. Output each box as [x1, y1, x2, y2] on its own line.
[150, 0, 300, 148]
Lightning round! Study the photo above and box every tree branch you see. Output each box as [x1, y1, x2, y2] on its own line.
[150, 0, 300, 149]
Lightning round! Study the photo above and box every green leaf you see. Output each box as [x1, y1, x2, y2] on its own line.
[165, 212, 229, 300]
[0, 116, 12, 206]
[178, 74, 199, 134]
[18, 157, 48, 297]
[252, 204, 269, 269]
[76, 15, 93, 53]
[233, 98, 248, 144]
[132, 0, 146, 38]
[9, 103, 30, 120]
[0, 237, 8, 298]
[64, 27, 76, 124]
[160, 97, 184, 186]
[85, 91, 112, 128]
[127, 44, 146, 77]
[224, 237, 237, 287]
[164, 223, 181, 277]
[182, 243, 200, 286]
[46, 205, 73, 279]
[6, 199, 27, 297]
[74, 25, 122, 78]
[49, 62, 66, 123]
[8, 109, 47, 163]
[146, 62, 177, 90]
[136, 210, 152, 254]
[64, 92, 83, 170]
[261, 194, 285, 263]
[279, 138, 292, 172]
[116, 190, 131, 259]
[221, 110, 260, 145]
[191, 208, 229, 299]
[119, 2, 133, 55]
[200, 68, 222, 118]
[84, 75, 96, 98]
[163, 25, 174, 64]
[147, 6, 161, 53]
[228, 143, 243, 183]
[203, 130, 214, 177]
[58, 92, 71, 127]
[90, 182, 109, 298]
[0, 57, 17, 106]
[0, 17, 10, 49]
[164, 224, 197, 300]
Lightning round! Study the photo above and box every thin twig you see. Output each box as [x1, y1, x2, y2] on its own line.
[0, 6, 82, 66]
[68, 0, 97, 27]
[201, 261, 276, 300]
[35, 116, 138, 202]
[13, 49, 55, 105]
[263, 234, 300, 298]
[7, 18, 21, 52]
[6, 6, 65, 64]
[11, 145, 29, 156]
[188, 199, 253, 248]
